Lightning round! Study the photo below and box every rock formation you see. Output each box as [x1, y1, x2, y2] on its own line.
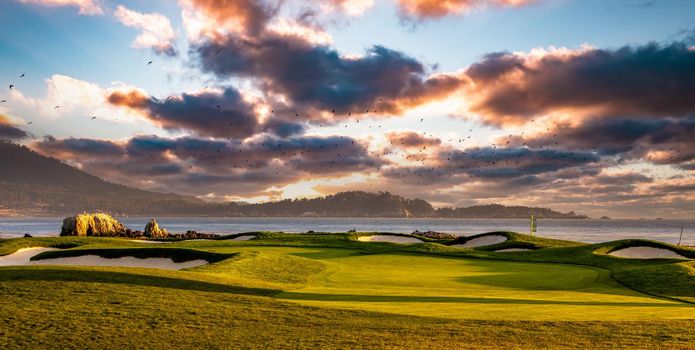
[61, 213, 128, 237]
[144, 218, 168, 238]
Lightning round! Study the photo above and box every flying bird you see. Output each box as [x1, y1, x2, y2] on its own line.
[54, 105, 60, 109]
[9, 85, 14, 90]
[19, 73, 25, 78]
[91, 116, 97, 120]
[0, 100, 5, 103]
[27, 122, 32, 125]
[147, 61, 153, 65]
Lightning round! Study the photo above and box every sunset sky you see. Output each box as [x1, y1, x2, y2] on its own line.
[1, 0, 694, 218]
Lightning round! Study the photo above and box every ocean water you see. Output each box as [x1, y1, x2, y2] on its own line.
[1, 217, 693, 245]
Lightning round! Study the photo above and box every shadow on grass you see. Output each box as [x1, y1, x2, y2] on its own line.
[452, 267, 646, 299]
[0, 267, 278, 297]
[275, 292, 687, 307]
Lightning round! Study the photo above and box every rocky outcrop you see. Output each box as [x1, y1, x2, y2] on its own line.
[61, 213, 128, 237]
[412, 230, 456, 240]
[167, 230, 218, 239]
[144, 218, 168, 238]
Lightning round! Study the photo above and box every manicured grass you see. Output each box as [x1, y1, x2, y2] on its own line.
[1, 268, 693, 349]
[0, 232, 694, 348]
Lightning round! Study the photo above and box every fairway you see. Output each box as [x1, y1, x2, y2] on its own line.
[187, 246, 695, 320]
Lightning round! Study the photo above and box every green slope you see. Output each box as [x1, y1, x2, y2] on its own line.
[0, 232, 694, 348]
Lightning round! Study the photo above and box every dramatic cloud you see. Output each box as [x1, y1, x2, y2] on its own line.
[464, 43, 695, 126]
[397, 0, 536, 20]
[107, 88, 274, 139]
[383, 146, 599, 185]
[17, 0, 103, 15]
[32, 133, 382, 196]
[196, 37, 463, 118]
[115, 5, 177, 56]
[180, 0, 463, 122]
[519, 117, 695, 166]
[0, 115, 28, 140]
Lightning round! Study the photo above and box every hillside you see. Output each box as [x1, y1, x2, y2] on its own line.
[232, 191, 436, 217]
[436, 204, 588, 219]
[0, 142, 587, 218]
[0, 142, 204, 216]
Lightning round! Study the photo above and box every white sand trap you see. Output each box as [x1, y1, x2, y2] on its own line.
[608, 246, 690, 260]
[232, 235, 255, 241]
[0, 247, 207, 270]
[32, 256, 208, 270]
[451, 235, 507, 248]
[495, 248, 533, 252]
[357, 235, 423, 244]
[0, 247, 59, 266]
[128, 240, 169, 244]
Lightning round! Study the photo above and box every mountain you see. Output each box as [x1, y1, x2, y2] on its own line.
[0, 142, 204, 216]
[0, 142, 588, 219]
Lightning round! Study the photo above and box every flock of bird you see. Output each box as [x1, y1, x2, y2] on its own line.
[2, 59, 677, 186]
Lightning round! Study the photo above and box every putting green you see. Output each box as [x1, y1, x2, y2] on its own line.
[193, 246, 694, 321]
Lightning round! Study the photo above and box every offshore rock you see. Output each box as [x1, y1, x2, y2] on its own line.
[61, 213, 128, 237]
[144, 218, 168, 238]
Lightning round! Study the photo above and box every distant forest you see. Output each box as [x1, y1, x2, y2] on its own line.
[0, 142, 587, 219]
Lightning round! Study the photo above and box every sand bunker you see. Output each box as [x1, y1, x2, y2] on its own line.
[451, 235, 507, 248]
[0, 247, 207, 270]
[357, 235, 423, 244]
[33, 256, 207, 270]
[0, 247, 59, 266]
[608, 246, 690, 260]
[232, 235, 256, 241]
[128, 240, 168, 244]
[495, 248, 533, 252]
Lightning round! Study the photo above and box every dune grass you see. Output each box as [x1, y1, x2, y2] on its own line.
[0, 232, 694, 348]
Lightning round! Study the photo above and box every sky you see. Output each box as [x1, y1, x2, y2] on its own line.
[1, 0, 694, 218]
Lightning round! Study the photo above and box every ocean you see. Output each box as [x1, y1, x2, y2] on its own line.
[1, 217, 693, 245]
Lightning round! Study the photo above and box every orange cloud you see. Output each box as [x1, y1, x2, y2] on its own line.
[18, 0, 103, 15]
[398, 0, 535, 19]
[107, 89, 149, 109]
[179, 0, 276, 39]
[387, 131, 442, 149]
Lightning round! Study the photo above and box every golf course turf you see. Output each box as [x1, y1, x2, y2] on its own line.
[0, 232, 693, 349]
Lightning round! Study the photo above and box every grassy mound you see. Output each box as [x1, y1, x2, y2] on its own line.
[196, 251, 327, 287]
